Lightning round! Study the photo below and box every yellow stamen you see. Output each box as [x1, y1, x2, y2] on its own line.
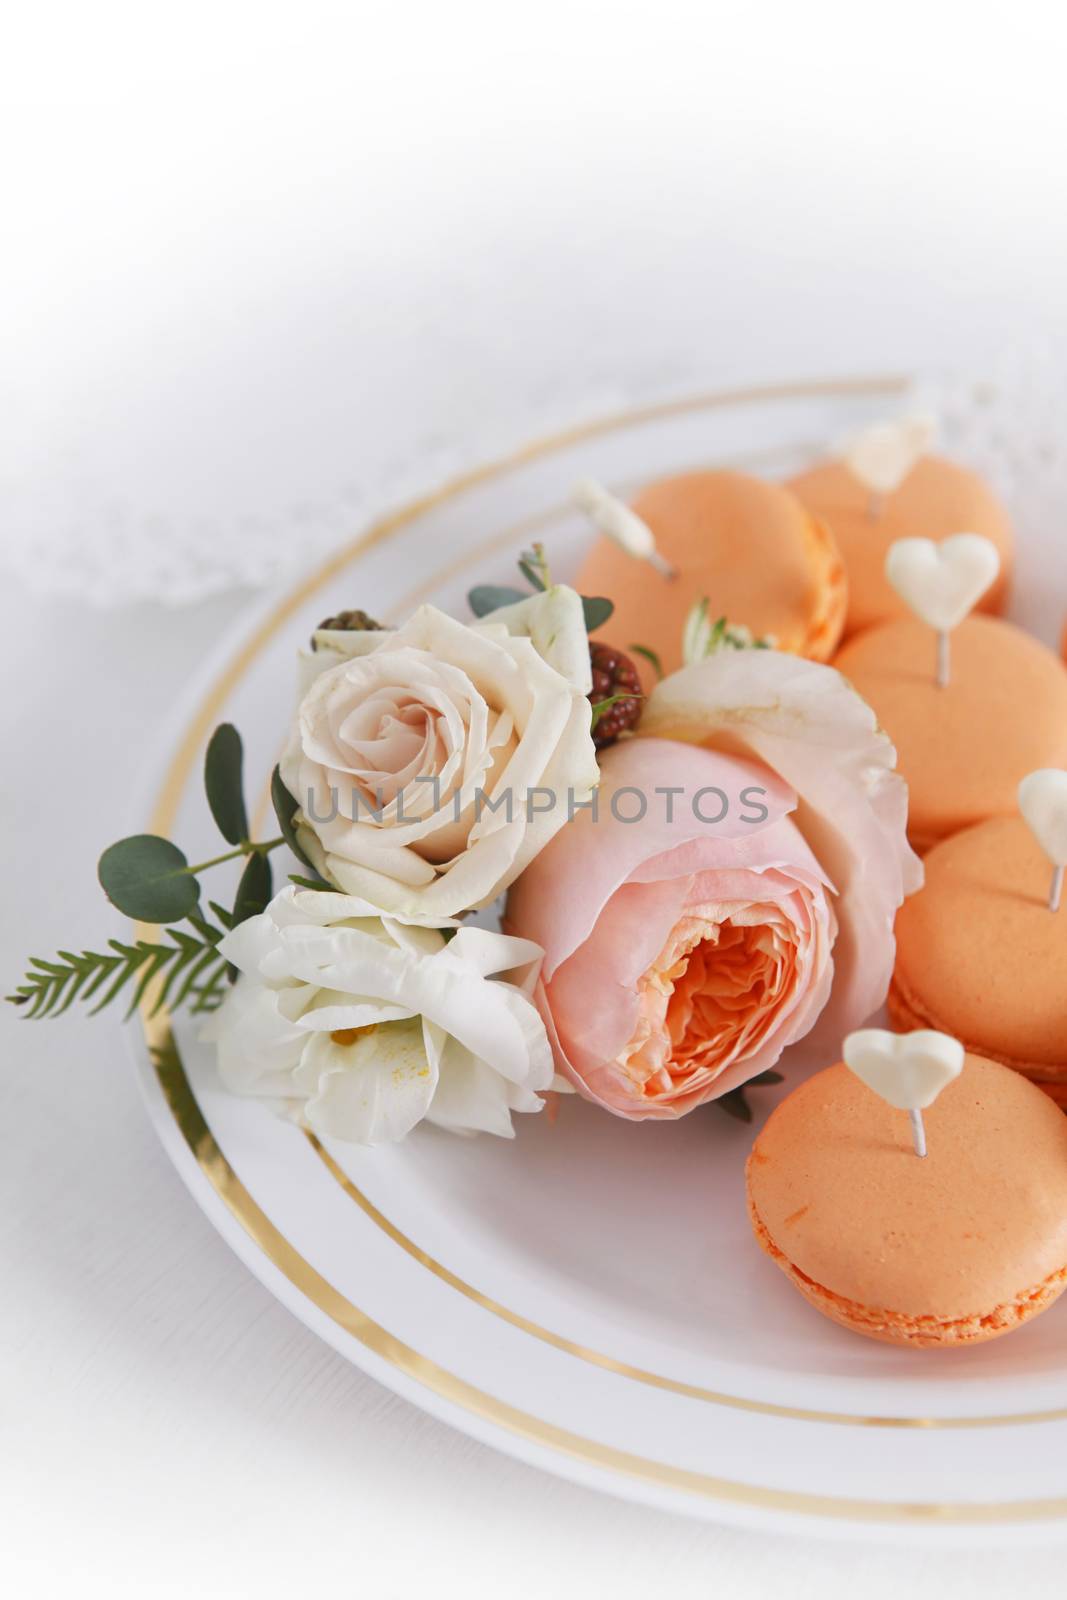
[330, 1024, 378, 1047]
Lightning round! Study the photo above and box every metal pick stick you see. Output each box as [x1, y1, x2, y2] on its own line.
[908, 1108, 927, 1159]
[1017, 770, 1067, 915]
[936, 629, 950, 689]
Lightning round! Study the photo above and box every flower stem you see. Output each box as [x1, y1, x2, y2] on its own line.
[532, 542, 552, 588]
[183, 836, 284, 876]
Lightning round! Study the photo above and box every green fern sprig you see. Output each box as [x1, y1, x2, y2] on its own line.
[7, 720, 292, 1025]
[7, 913, 231, 1022]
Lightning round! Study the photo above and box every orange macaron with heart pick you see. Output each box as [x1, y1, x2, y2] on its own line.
[747, 1043, 1067, 1347]
[832, 533, 1067, 854]
[573, 470, 846, 690]
[789, 436, 1013, 641]
[835, 615, 1067, 853]
[889, 806, 1067, 1104]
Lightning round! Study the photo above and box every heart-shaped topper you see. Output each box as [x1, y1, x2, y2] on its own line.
[844, 414, 935, 496]
[884, 534, 1001, 633]
[843, 1028, 964, 1112]
[1019, 769, 1067, 868]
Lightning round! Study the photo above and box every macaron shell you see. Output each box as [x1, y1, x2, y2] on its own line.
[1035, 1078, 1067, 1109]
[788, 455, 1013, 640]
[748, 1195, 1067, 1346]
[889, 815, 1067, 1077]
[574, 471, 846, 690]
[746, 1057, 1067, 1332]
[833, 615, 1067, 852]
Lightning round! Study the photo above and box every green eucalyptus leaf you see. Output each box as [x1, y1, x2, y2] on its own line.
[581, 596, 614, 632]
[467, 584, 527, 618]
[715, 1088, 754, 1123]
[204, 724, 248, 845]
[713, 1069, 783, 1124]
[232, 850, 273, 927]
[98, 835, 200, 924]
[270, 766, 323, 877]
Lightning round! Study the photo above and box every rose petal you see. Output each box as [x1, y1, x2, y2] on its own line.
[295, 1018, 437, 1145]
[640, 649, 921, 1042]
[476, 585, 594, 693]
[505, 738, 796, 980]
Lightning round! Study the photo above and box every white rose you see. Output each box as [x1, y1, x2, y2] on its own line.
[202, 887, 554, 1145]
[280, 587, 599, 920]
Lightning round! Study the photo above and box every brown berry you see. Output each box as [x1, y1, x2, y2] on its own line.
[588, 641, 643, 749]
[312, 608, 383, 648]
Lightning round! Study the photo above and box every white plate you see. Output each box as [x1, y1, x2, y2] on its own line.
[132, 377, 1067, 1544]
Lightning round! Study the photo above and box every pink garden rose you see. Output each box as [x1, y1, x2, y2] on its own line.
[507, 650, 920, 1121]
[506, 737, 837, 1118]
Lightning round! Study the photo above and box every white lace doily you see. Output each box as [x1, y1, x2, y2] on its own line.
[3, 357, 1063, 610]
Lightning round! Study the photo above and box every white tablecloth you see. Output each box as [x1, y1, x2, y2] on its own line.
[6, 5, 1067, 1593]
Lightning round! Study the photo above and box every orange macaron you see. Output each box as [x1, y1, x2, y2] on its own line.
[833, 615, 1067, 853]
[574, 470, 846, 690]
[889, 816, 1067, 1101]
[788, 454, 1014, 641]
[747, 1054, 1067, 1347]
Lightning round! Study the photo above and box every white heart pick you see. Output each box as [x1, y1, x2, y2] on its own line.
[844, 415, 935, 496]
[1019, 770, 1067, 868]
[884, 534, 1001, 633]
[843, 1028, 964, 1112]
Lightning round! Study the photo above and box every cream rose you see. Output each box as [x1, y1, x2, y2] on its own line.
[280, 589, 599, 921]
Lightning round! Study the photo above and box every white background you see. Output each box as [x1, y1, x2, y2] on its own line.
[5, 2, 1067, 1594]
